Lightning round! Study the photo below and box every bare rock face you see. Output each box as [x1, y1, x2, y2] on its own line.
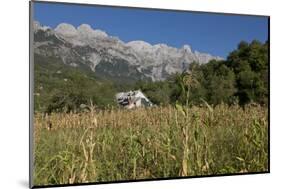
[33, 21, 50, 32]
[77, 24, 108, 39]
[34, 21, 223, 81]
[55, 23, 78, 37]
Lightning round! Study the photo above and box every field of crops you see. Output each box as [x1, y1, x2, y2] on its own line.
[33, 104, 268, 186]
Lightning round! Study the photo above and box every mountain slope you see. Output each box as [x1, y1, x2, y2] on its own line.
[33, 21, 223, 81]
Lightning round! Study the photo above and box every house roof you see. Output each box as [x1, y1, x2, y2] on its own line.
[115, 90, 152, 105]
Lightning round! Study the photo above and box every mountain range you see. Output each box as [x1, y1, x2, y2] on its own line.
[33, 21, 223, 82]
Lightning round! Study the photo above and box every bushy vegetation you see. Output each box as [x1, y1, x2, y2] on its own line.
[34, 54, 118, 113]
[34, 104, 268, 186]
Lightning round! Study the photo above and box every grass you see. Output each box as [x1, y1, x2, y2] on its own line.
[33, 103, 268, 186]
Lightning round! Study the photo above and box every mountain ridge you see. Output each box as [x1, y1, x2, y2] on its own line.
[34, 21, 223, 81]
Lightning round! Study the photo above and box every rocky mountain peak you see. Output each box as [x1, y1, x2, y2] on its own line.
[126, 40, 153, 53]
[33, 20, 50, 32]
[77, 24, 108, 38]
[55, 23, 78, 37]
[182, 44, 192, 53]
[77, 24, 92, 31]
[34, 21, 223, 81]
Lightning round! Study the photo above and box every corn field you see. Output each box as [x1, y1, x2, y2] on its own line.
[33, 104, 268, 186]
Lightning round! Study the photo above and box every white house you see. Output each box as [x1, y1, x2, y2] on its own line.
[115, 90, 153, 109]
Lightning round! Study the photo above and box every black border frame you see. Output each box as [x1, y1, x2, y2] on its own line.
[29, 1, 270, 188]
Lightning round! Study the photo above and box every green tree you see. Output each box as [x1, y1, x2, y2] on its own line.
[226, 40, 268, 105]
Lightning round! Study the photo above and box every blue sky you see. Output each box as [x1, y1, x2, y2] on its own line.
[33, 2, 268, 58]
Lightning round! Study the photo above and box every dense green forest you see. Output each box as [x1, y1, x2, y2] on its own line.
[34, 40, 268, 113]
